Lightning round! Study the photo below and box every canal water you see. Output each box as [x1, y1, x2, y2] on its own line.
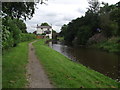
[49, 41, 120, 82]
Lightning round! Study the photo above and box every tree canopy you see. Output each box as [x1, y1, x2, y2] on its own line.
[60, 0, 120, 45]
[41, 22, 50, 26]
[2, 0, 46, 20]
[2, 1, 40, 49]
[2, 2, 36, 20]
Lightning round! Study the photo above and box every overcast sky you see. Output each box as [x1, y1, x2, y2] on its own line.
[25, 0, 119, 33]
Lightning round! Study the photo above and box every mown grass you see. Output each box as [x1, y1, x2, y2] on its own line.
[33, 39, 119, 88]
[91, 37, 120, 53]
[2, 42, 29, 88]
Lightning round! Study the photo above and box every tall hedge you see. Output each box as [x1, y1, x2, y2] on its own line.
[2, 17, 36, 50]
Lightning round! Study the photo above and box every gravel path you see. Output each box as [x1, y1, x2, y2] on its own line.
[26, 41, 53, 88]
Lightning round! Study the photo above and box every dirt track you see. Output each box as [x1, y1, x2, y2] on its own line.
[26, 41, 53, 88]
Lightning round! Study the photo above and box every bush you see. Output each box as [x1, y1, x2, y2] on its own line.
[20, 33, 36, 42]
[2, 25, 13, 49]
[2, 17, 36, 50]
[2, 17, 21, 47]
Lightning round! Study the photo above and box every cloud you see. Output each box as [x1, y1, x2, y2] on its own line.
[25, 0, 120, 33]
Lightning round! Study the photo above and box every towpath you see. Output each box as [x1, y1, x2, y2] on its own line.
[26, 41, 53, 88]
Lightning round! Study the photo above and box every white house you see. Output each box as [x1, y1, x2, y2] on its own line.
[36, 25, 52, 39]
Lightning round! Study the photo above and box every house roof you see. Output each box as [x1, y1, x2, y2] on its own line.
[37, 26, 52, 29]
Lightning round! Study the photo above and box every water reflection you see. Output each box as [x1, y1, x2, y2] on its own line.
[49, 41, 120, 82]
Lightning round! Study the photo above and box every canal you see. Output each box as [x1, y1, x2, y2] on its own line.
[49, 41, 120, 82]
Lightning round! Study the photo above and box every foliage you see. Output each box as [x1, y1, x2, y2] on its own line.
[41, 33, 46, 35]
[2, 17, 21, 48]
[2, 1, 39, 50]
[91, 37, 120, 53]
[76, 26, 91, 45]
[2, 2, 37, 20]
[52, 30, 56, 33]
[88, 0, 100, 13]
[110, 1, 120, 36]
[13, 19, 27, 33]
[59, 24, 68, 37]
[60, 0, 120, 45]
[2, 25, 13, 49]
[41, 22, 50, 26]
[20, 33, 36, 42]
[2, 17, 36, 50]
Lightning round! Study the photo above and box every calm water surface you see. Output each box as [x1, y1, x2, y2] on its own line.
[49, 42, 120, 82]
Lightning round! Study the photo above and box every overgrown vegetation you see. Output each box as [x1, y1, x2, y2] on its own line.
[2, 42, 29, 88]
[59, 0, 120, 51]
[91, 37, 120, 53]
[33, 40, 119, 88]
[2, 17, 36, 50]
[2, 1, 39, 50]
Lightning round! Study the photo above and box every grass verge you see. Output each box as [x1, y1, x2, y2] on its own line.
[91, 37, 120, 53]
[33, 39, 119, 88]
[2, 42, 29, 88]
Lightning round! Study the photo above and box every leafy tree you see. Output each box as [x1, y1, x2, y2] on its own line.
[2, 17, 21, 47]
[59, 24, 68, 37]
[110, 1, 120, 36]
[99, 2, 119, 37]
[2, 2, 37, 20]
[7, 17, 21, 46]
[2, 0, 47, 20]
[88, 0, 100, 13]
[2, 0, 47, 49]
[13, 19, 27, 33]
[61, 1, 120, 45]
[41, 22, 50, 26]
[77, 26, 91, 45]
[52, 30, 56, 33]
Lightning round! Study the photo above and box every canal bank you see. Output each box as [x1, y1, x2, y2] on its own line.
[49, 41, 120, 82]
[33, 39, 119, 88]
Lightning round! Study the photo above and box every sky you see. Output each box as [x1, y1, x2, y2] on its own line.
[25, 0, 119, 33]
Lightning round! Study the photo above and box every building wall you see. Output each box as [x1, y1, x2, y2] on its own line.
[37, 28, 52, 39]
[49, 28, 52, 39]
[37, 28, 47, 34]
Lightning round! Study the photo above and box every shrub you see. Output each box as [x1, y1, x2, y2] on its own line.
[2, 17, 36, 50]
[20, 33, 36, 42]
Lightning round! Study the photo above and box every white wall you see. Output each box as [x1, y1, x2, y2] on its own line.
[37, 28, 52, 39]
[49, 28, 52, 39]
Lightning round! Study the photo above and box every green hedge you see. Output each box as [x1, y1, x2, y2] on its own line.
[20, 33, 36, 42]
[2, 17, 36, 50]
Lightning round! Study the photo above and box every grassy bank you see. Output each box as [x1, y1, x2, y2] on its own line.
[91, 37, 120, 53]
[2, 42, 29, 88]
[33, 39, 119, 88]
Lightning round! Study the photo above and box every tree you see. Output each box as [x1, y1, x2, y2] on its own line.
[110, 1, 120, 36]
[2, 17, 21, 47]
[41, 22, 50, 26]
[2, 2, 36, 20]
[59, 24, 68, 37]
[2, 0, 47, 20]
[88, 0, 100, 13]
[99, 2, 118, 37]
[14, 19, 27, 33]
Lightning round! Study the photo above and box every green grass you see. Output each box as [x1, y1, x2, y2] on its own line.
[33, 39, 119, 88]
[2, 42, 29, 88]
[91, 37, 120, 53]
